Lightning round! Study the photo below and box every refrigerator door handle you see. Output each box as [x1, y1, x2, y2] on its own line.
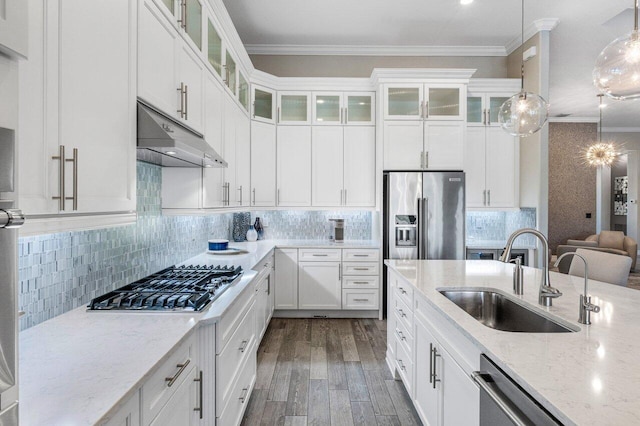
[417, 198, 422, 259]
[423, 197, 428, 259]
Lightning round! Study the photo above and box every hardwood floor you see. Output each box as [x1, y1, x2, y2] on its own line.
[241, 318, 422, 426]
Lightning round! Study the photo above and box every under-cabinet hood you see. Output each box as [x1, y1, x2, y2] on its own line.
[136, 101, 227, 168]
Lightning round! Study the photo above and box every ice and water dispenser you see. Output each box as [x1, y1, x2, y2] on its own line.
[395, 215, 417, 247]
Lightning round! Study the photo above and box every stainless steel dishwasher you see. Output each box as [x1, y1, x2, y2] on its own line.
[472, 355, 563, 425]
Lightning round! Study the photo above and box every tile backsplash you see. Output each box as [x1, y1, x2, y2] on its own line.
[466, 208, 537, 245]
[18, 162, 373, 330]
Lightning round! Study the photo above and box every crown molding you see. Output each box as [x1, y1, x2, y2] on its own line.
[505, 18, 560, 55]
[370, 68, 477, 84]
[601, 127, 640, 133]
[548, 117, 599, 123]
[245, 44, 507, 57]
[468, 78, 521, 93]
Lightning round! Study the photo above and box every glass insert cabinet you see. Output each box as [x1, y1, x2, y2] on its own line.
[252, 85, 275, 123]
[312, 92, 375, 125]
[384, 84, 465, 121]
[466, 93, 511, 126]
[278, 92, 311, 124]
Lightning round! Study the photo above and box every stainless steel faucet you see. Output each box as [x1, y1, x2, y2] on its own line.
[500, 228, 563, 307]
[554, 252, 601, 325]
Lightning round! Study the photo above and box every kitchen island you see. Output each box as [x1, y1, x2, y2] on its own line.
[386, 259, 640, 425]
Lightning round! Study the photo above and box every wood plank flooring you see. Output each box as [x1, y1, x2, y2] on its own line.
[241, 318, 422, 426]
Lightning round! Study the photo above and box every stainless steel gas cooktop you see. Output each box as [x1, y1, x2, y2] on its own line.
[87, 264, 242, 312]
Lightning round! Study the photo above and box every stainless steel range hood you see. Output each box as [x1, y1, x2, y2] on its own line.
[136, 101, 227, 168]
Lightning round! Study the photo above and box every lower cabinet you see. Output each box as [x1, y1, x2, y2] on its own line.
[298, 261, 342, 309]
[150, 366, 200, 426]
[103, 390, 140, 426]
[275, 248, 299, 309]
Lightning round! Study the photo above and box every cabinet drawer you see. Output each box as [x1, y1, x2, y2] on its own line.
[218, 349, 257, 426]
[394, 310, 413, 356]
[395, 280, 414, 308]
[253, 250, 274, 272]
[394, 295, 413, 332]
[342, 275, 379, 289]
[395, 333, 414, 396]
[342, 289, 379, 310]
[342, 262, 379, 276]
[141, 332, 197, 425]
[298, 248, 342, 262]
[216, 282, 255, 353]
[342, 249, 380, 261]
[216, 301, 256, 414]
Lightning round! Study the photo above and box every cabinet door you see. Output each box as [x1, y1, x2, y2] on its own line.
[466, 94, 484, 126]
[235, 107, 251, 207]
[150, 366, 199, 426]
[202, 74, 225, 208]
[0, 0, 27, 58]
[383, 121, 423, 170]
[278, 91, 311, 125]
[313, 92, 342, 125]
[424, 122, 464, 170]
[103, 390, 140, 426]
[177, 44, 204, 132]
[275, 248, 298, 309]
[485, 127, 518, 208]
[345, 92, 375, 125]
[223, 96, 237, 206]
[384, 84, 423, 120]
[183, 0, 203, 51]
[276, 126, 312, 206]
[250, 121, 276, 207]
[206, 18, 223, 77]
[486, 94, 511, 127]
[413, 317, 440, 426]
[312, 126, 344, 206]
[139, 1, 179, 119]
[298, 262, 342, 309]
[344, 127, 375, 207]
[238, 72, 250, 113]
[224, 50, 237, 96]
[464, 127, 487, 208]
[440, 346, 479, 426]
[425, 85, 464, 121]
[252, 85, 275, 124]
[59, 0, 136, 213]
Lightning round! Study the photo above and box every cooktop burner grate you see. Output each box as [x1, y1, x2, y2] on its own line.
[87, 264, 243, 312]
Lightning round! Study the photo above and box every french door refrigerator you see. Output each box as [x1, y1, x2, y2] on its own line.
[0, 128, 24, 425]
[383, 171, 465, 315]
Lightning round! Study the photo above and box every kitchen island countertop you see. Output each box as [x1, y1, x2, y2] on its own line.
[385, 259, 640, 426]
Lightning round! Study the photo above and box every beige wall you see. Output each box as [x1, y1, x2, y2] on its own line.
[250, 55, 507, 78]
[548, 122, 597, 253]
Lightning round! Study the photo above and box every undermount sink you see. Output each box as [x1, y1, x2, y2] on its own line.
[438, 288, 578, 333]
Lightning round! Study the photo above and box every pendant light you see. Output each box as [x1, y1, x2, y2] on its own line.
[585, 95, 619, 167]
[498, 0, 549, 137]
[593, 0, 640, 99]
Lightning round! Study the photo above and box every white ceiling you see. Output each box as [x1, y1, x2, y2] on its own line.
[222, 0, 640, 129]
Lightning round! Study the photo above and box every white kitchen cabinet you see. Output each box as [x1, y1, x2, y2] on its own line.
[223, 50, 237, 96]
[202, 73, 225, 208]
[276, 126, 312, 206]
[235, 105, 251, 207]
[467, 92, 511, 127]
[177, 44, 204, 132]
[465, 126, 518, 208]
[278, 91, 311, 125]
[413, 315, 440, 425]
[103, 391, 140, 426]
[254, 270, 270, 341]
[311, 126, 375, 207]
[0, 0, 28, 58]
[250, 121, 276, 206]
[383, 121, 464, 170]
[252, 85, 275, 124]
[384, 83, 465, 121]
[239, 72, 250, 112]
[298, 261, 342, 309]
[275, 248, 298, 309]
[312, 92, 375, 125]
[206, 17, 223, 78]
[19, 0, 136, 218]
[150, 366, 200, 426]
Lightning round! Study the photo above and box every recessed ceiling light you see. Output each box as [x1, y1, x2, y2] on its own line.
[205, 164, 212, 168]
[460, 0, 473, 5]
[166, 151, 177, 155]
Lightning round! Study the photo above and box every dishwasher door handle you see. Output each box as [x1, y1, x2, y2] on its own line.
[471, 371, 528, 426]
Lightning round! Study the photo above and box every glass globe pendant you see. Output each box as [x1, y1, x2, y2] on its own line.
[498, 0, 549, 137]
[593, 0, 640, 101]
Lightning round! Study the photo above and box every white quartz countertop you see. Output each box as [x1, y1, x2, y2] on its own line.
[19, 239, 379, 425]
[385, 259, 640, 426]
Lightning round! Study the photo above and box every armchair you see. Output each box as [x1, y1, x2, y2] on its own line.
[556, 231, 637, 273]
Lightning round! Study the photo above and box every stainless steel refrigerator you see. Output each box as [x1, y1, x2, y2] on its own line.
[383, 171, 465, 315]
[0, 128, 24, 425]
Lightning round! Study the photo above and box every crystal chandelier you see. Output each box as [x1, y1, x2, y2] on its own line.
[584, 95, 619, 167]
[593, 0, 640, 99]
[498, 0, 549, 137]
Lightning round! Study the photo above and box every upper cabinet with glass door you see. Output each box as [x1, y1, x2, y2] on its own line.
[156, 0, 203, 51]
[312, 92, 375, 125]
[384, 84, 465, 121]
[206, 18, 223, 78]
[238, 72, 249, 113]
[277, 92, 311, 125]
[252, 85, 275, 124]
[223, 50, 237, 95]
[467, 92, 512, 127]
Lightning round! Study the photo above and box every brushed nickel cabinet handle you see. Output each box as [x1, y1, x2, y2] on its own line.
[194, 370, 203, 419]
[65, 148, 78, 210]
[177, 83, 186, 118]
[177, 0, 186, 29]
[397, 308, 406, 318]
[487, 190, 491, 206]
[353, 267, 369, 271]
[429, 343, 434, 384]
[425, 100, 429, 118]
[239, 387, 249, 403]
[345, 107, 348, 124]
[353, 254, 369, 257]
[397, 329, 406, 340]
[312, 254, 328, 257]
[165, 359, 191, 387]
[353, 298, 369, 302]
[483, 190, 486, 206]
[252, 101, 256, 118]
[184, 84, 188, 120]
[239, 340, 248, 353]
[52, 145, 66, 210]
[353, 281, 370, 285]
[339, 264, 342, 280]
[238, 185, 243, 205]
[425, 151, 429, 169]
[344, 189, 347, 205]
[277, 188, 280, 205]
[253, 188, 256, 205]
[398, 359, 406, 371]
[277, 106, 280, 123]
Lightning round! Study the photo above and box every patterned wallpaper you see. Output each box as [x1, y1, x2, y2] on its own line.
[17, 162, 373, 330]
[548, 122, 597, 253]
